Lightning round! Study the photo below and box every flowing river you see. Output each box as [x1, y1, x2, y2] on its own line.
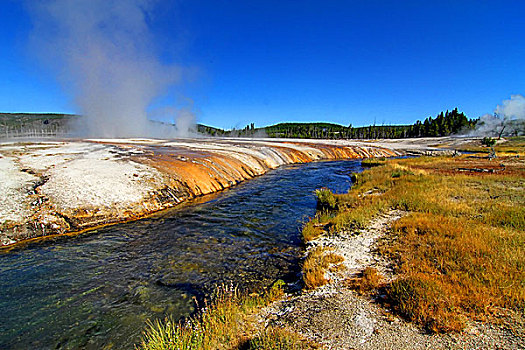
[0, 159, 363, 349]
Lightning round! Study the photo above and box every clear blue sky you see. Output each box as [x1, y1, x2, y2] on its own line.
[1, 0, 524, 129]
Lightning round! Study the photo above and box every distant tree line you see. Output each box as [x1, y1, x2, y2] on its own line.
[1, 109, 478, 140]
[197, 122, 258, 137]
[0, 113, 76, 138]
[198, 108, 477, 139]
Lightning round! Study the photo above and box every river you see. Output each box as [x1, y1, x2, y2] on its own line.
[0, 159, 363, 349]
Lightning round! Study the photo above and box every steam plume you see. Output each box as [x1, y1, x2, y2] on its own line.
[28, 0, 195, 138]
[474, 94, 525, 137]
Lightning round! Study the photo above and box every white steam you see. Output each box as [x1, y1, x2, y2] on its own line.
[474, 94, 525, 137]
[28, 0, 196, 138]
[495, 94, 525, 121]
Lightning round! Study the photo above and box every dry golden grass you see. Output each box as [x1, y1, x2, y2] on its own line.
[386, 213, 524, 332]
[346, 267, 383, 295]
[305, 151, 524, 332]
[458, 136, 525, 157]
[303, 246, 344, 289]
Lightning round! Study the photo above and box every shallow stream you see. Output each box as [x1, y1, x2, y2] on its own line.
[0, 159, 363, 349]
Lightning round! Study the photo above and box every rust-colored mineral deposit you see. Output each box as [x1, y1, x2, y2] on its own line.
[0, 137, 404, 247]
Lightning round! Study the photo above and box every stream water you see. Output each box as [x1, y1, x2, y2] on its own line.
[0, 159, 363, 349]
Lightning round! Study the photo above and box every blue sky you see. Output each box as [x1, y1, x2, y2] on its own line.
[1, 1, 524, 129]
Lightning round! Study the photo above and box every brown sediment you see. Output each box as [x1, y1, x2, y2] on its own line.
[0, 138, 400, 248]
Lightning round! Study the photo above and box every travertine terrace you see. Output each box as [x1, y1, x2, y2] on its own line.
[0, 137, 404, 246]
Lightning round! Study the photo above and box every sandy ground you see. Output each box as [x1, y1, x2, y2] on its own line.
[259, 210, 525, 350]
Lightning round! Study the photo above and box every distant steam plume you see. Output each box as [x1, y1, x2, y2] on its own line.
[27, 0, 195, 138]
[474, 94, 525, 137]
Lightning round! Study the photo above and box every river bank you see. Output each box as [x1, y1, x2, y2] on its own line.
[0, 137, 404, 247]
[139, 138, 524, 349]
[1, 157, 368, 349]
[0, 136, 472, 248]
[261, 210, 524, 349]
[264, 143, 524, 349]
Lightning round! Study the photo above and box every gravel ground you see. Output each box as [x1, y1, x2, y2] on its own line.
[258, 211, 525, 350]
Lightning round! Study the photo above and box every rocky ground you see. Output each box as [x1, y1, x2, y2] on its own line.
[258, 210, 525, 350]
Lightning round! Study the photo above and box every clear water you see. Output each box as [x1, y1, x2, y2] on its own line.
[0, 160, 363, 349]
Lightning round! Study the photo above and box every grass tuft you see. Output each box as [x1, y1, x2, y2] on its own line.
[347, 267, 383, 295]
[361, 157, 387, 167]
[388, 275, 466, 333]
[139, 282, 315, 350]
[301, 221, 324, 243]
[303, 246, 344, 289]
[315, 188, 337, 210]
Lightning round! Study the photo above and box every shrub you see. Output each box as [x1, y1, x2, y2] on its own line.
[481, 137, 496, 147]
[314, 188, 337, 210]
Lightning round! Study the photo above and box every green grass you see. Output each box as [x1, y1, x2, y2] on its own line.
[139, 282, 316, 350]
[314, 188, 337, 210]
[361, 157, 386, 167]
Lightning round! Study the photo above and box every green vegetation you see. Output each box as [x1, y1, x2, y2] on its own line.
[314, 188, 337, 210]
[0, 112, 76, 125]
[301, 150, 525, 332]
[301, 221, 324, 243]
[481, 136, 497, 147]
[265, 109, 475, 139]
[198, 108, 477, 139]
[139, 282, 316, 350]
[1, 108, 482, 140]
[361, 157, 386, 167]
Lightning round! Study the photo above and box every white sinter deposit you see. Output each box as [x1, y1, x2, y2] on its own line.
[0, 156, 37, 229]
[0, 137, 413, 246]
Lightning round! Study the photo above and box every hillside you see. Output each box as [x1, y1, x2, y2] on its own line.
[0, 113, 77, 138]
[1, 108, 481, 140]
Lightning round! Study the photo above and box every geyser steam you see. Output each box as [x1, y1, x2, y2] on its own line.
[474, 94, 525, 137]
[28, 0, 195, 138]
